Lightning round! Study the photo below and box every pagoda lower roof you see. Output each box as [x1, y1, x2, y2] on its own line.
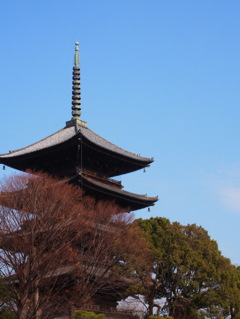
[0, 122, 153, 177]
[0, 172, 157, 213]
[69, 173, 158, 212]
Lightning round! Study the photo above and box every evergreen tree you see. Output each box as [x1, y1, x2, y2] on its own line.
[135, 217, 239, 319]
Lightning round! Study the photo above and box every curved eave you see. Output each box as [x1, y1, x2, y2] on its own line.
[0, 123, 154, 176]
[70, 174, 158, 212]
[0, 138, 78, 175]
[0, 126, 77, 168]
[79, 125, 153, 165]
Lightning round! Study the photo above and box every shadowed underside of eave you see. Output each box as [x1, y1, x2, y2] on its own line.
[0, 124, 154, 177]
[69, 174, 158, 212]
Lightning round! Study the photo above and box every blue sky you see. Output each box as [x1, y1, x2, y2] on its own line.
[0, 1, 240, 264]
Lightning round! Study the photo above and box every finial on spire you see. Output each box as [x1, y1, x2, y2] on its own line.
[65, 42, 87, 128]
[74, 41, 80, 66]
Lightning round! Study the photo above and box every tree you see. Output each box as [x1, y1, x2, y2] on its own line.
[0, 173, 148, 319]
[135, 217, 237, 319]
[216, 264, 240, 319]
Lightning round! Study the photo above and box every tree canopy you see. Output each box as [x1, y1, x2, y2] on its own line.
[1, 173, 240, 319]
[0, 173, 148, 319]
[135, 217, 240, 319]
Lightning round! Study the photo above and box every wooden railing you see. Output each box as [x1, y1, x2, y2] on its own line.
[82, 170, 123, 189]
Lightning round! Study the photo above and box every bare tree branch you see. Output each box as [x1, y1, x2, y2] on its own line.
[0, 173, 148, 319]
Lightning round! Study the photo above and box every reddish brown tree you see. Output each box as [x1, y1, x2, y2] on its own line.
[0, 173, 148, 319]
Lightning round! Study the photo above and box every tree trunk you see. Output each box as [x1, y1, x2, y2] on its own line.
[19, 304, 29, 319]
[169, 301, 174, 319]
[34, 279, 41, 319]
[147, 297, 154, 316]
[153, 304, 161, 316]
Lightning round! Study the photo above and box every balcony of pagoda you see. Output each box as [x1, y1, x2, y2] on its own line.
[81, 170, 123, 189]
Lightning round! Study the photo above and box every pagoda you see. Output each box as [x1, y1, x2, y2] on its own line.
[0, 43, 158, 318]
[0, 42, 157, 213]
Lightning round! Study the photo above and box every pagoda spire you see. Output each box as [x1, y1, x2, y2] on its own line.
[72, 42, 81, 120]
[66, 42, 87, 128]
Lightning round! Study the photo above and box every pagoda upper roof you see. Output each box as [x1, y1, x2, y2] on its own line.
[1, 126, 75, 159]
[0, 122, 154, 177]
[0, 123, 152, 162]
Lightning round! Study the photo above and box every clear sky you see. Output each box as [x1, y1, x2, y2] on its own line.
[0, 0, 240, 265]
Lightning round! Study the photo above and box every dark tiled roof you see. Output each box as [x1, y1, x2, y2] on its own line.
[0, 126, 77, 158]
[80, 174, 158, 204]
[79, 125, 153, 162]
[0, 123, 153, 163]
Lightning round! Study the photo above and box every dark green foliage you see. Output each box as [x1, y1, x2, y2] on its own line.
[0, 310, 15, 319]
[0, 278, 15, 319]
[136, 217, 240, 319]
